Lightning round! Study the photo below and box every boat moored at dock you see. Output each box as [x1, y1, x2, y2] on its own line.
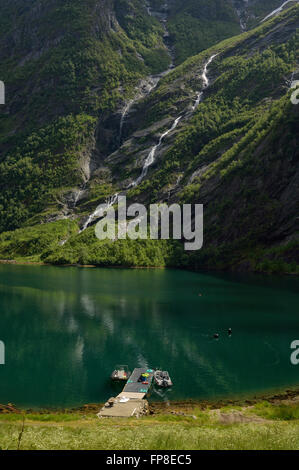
[153, 370, 173, 388]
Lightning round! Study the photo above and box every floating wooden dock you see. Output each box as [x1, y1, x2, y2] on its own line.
[98, 368, 154, 418]
[122, 368, 154, 397]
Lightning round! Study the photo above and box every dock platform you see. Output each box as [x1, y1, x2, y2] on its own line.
[122, 368, 154, 395]
[98, 368, 154, 418]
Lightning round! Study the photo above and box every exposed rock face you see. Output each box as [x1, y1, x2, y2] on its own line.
[0, 0, 170, 230]
[83, 5, 299, 270]
[0, 0, 298, 271]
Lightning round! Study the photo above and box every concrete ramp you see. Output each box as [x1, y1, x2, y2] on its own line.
[97, 397, 148, 418]
[117, 392, 146, 399]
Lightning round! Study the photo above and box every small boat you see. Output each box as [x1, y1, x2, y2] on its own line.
[153, 370, 173, 388]
[110, 365, 131, 382]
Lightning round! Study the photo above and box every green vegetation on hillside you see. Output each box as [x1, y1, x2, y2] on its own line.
[0, 219, 185, 268]
[0, 115, 96, 231]
[42, 227, 184, 267]
[0, 220, 78, 263]
[126, 7, 299, 273]
[0, 0, 170, 231]
[166, 0, 285, 64]
[168, 0, 241, 64]
[0, 2, 298, 273]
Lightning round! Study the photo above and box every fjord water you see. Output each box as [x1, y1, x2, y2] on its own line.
[0, 265, 298, 408]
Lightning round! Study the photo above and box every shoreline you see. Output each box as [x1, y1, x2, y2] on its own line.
[0, 259, 298, 276]
[2, 387, 299, 415]
[0, 259, 166, 269]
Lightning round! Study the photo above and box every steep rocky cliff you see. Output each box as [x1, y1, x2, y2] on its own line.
[0, 0, 170, 230]
[0, 0, 298, 273]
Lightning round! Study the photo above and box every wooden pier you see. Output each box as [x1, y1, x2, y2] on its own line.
[98, 368, 154, 418]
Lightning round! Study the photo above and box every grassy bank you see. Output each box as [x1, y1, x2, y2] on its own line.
[1, 400, 299, 450]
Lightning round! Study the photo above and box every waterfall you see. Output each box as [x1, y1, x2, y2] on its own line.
[192, 92, 203, 111]
[117, 2, 175, 147]
[192, 53, 218, 110]
[118, 76, 162, 147]
[80, 192, 119, 232]
[80, 116, 183, 232]
[129, 116, 182, 189]
[236, 9, 247, 32]
[202, 54, 218, 87]
[145, 2, 151, 16]
[232, 0, 248, 31]
[73, 187, 86, 208]
[119, 99, 135, 145]
[79, 1, 178, 232]
[80, 52, 219, 231]
[261, 0, 298, 22]
[80, 11, 221, 233]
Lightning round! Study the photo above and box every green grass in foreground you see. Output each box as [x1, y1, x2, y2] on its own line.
[1, 403, 299, 450]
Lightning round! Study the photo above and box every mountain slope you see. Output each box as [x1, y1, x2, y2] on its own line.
[0, 1, 298, 273]
[118, 5, 298, 272]
[167, 0, 295, 63]
[0, 0, 170, 230]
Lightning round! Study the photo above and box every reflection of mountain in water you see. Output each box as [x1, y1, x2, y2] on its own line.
[0, 266, 298, 407]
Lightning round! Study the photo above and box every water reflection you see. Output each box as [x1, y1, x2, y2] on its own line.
[0, 265, 298, 408]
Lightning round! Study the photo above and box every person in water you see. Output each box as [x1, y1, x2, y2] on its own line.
[214, 329, 232, 339]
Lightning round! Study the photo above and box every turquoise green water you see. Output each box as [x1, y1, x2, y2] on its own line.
[0, 265, 298, 408]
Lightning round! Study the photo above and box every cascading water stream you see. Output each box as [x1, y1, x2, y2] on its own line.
[80, 115, 183, 232]
[192, 53, 218, 110]
[119, 99, 135, 145]
[232, 0, 248, 32]
[261, 0, 298, 22]
[129, 116, 182, 189]
[79, 0, 219, 232]
[118, 76, 162, 146]
[80, 192, 119, 232]
[79, 1, 178, 232]
[80, 53, 219, 231]
[73, 186, 86, 208]
[80, 115, 183, 231]
[117, 2, 175, 147]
